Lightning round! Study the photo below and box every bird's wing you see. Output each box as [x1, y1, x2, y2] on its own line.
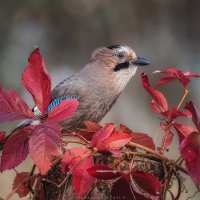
[0, 75, 81, 150]
[0, 95, 78, 150]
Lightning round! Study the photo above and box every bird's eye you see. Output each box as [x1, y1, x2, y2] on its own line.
[117, 52, 125, 60]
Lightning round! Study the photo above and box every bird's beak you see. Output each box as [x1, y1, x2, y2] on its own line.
[132, 57, 150, 66]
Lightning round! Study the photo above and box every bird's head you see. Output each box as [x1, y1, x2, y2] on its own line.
[83, 45, 150, 93]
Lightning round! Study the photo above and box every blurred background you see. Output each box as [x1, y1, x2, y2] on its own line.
[0, 0, 200, 199]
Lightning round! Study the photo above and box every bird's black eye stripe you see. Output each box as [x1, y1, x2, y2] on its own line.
[114, 61, 130, 71]
[107, 45, 121, 49]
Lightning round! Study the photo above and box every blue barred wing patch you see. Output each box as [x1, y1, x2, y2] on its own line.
[47, 95, 78, 113]
[32, 95, 78, 118]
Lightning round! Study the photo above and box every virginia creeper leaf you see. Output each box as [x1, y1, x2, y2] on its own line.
[29, 122, 62, 175]
[180, 132, 200, 189]
[91, 124, 133, 152]
[73, 155, 94, 199]
[120, 124, 155, 150]
[162, 107, 192, 121]
[131, 171, 162, 196]
[141, 73, 168, 112]
[111, 177, 152, 200]
[79, 121, 102, 141]
[0, 131, 5, 142]
[48, 99, 79, 121]
[0, 126, 35, 171]
[160, 123, 173, 151]
[185, 101, 200, 132]
[154, 68, 200, 88]
[154, 77, 177, 88]
[0, 88, 35, 123]
[61, 147, 89, 174]
[12, 172, 36, 198]
[22, 48, 51, 115]
[61, 147, 94, 199]
[173, 122, 197, 143]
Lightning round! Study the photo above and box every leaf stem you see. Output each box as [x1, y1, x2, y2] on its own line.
[127, 142, 188, 175]
[177, 89, 189, 110]
[63, 139, 87, 145]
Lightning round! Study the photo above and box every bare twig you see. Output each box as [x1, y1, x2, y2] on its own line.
[63, 139, 87, 146]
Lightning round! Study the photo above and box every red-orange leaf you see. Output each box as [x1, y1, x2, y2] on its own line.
[91, 124, 133, 152]
[180, 133, 200, 189]
[0, 126, 35, 171]
[61, 147, 94, 199]
[160, 122, 173, 151]
[162, 107, 192, 121]
[22, 48, 51, 115]
[82, 121, 102, 132]
[48, 99, 79, 121]
[141, 73, 168, 112]
[29, 122, 62, 175]
[120, 124, 155, 150]
[173, 122, 197, 143]
[185, 101, 200, 132]
[111, 177, 152, 200]
[0, 87, 35, 123]
[131, 171, 162, 196]
[12, 172, 36, 198]
[73, 155, 94, 199]
[154, 68, 200, 88]
[79, 121, 102, 141]
[0, 131, 5, 142]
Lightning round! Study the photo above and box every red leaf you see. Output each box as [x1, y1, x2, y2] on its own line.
[141, 73, 168, 112]
[162, 107, 192, 121]
[151, 100, 161, 113]
[131, 171, 162, 196]
[154, 68, 200, 88]
[61, 147, 89, 174]
[180, 133, 200, 189]
[0, 88, 35, 123]
[185, 101, 200, 132]
[111, 178, 134, 199]
[91, 124, 115, 148]
[91, 124, 133, 152]
[22, 48, 51, 115]
[82, 121, 102, 132]
[184, 72, 200, 78]
[87, 165, 122, 180]
[161, 131, 173, 151]
[173, 122, 197, 142]
[120, 125, 155, 150]
[29, 122, 62, 175]
[0, 131, 5, 142]
[0, 126, 35, 171]
[73, 156, 94, 199]
[48, 99, 79, 121]
[61, 147, 94, 199]
[160, 123, 173, 150]
[155, 77, 177, 88]
[12, 172, 36, 198]
[111, 177, 152, 200]
[79, 121, 102, 141]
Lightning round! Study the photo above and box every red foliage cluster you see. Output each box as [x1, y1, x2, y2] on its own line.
[0, 49, 199, 200]
[141, 71, 200, 189]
